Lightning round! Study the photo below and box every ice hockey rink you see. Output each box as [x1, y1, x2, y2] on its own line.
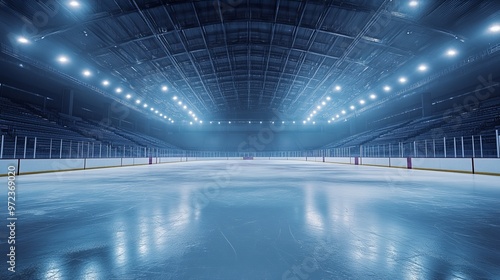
[1, 160, 499, 280]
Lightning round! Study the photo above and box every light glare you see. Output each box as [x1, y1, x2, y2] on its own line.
[17, 37, 29, 44]
[446, 49, 457, 56]
[489, 25, 500, 33]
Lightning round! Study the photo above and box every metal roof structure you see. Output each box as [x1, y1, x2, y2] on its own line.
[1, 0, 499, 124]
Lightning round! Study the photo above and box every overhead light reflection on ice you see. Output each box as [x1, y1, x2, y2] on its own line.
[138, 214, 150, 257]
[113, 219, 128, 270]
[43, 260, 63, 280]
[152, 206, 168, 248]
[79, 260, 102, 280]
[304, 186, 324, 235]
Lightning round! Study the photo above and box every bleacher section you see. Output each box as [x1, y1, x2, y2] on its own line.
[322, 97, 500, 156]
[0, 97, 179, 158]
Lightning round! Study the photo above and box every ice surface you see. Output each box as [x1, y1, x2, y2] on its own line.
[0, 160, 499, 279]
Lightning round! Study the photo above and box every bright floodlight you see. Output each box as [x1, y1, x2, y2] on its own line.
[183, 105, 187, 109]
[335, 85, 341, 91]
[135, 99, 141, 104]
[173, 96, 178, 100]
[228, 121, 231, 124]
[200, 121, 203, 124]
[293, 121, 295, 124]
[350, 105, 355, 110]
[336, 114, 340, 118]
[282, 121, 285, 124]
[115, 88, 122, 93]
[102, 80, 109, 86]
[489, 24, 500, 33]
[359, 99, 365, 105]
[312, 121, 316, 125]
[303, 120, 306, 124]
[307, 117, 311, 121]
[150, 108, 154, 111]
[331, 117, 335, 121]
[125, 94, 131, 99]
[69, 1, 80, 7]
[328, 120, 331, 123]
[57, 56, 69, 63]
[313, 110, 317, 114]
[409, 1, 418, 7]
[164, 116, 167, 119]
[446, 49, 457, 56]
[143, 104, 148, 108]
[418, 64, 428, 72]
[384, 85, 391, 92]
[155, 110, 158, 114]
[160, 113, 163, 117]
[178, 101, 182, 105]
[162, 86, 168, 91]
[190, 122, 193, 125]
[195, 117, 198, 121]
[17, 37, 29, 44]
[82, 70, 91, 77]
[399, 77, 407, 83]
[322, 101, 326, 105]
[370, 94, 377, 99]
[326, 96, 331, 101]
[341, 110, 346, 114]
[317, 106, 321, 110]
[171, 120, 174, 123]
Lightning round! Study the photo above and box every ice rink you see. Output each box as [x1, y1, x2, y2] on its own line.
[1, 160, 500, 279]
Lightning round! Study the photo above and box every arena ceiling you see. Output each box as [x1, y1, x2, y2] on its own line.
[0, 0, 499, 124]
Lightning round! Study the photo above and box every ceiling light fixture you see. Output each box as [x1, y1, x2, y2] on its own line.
[57, 56, 69, 64]
[17, 37, 29, 44]
[418, 64, 428, 72]
[489, 24, 500, 33]
[446, 49, 457, 56]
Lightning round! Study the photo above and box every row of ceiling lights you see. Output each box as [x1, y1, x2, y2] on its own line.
[305, 22, 500, 125]
[14, 1, 207, 125]
[57, 55, 177, 123]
